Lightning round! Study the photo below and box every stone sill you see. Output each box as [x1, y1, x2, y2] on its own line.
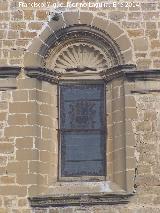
[28, 192, 133, 208]
[28, 181, 134, 207]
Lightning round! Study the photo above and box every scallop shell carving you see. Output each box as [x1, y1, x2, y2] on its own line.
[48, 44, 111, 73]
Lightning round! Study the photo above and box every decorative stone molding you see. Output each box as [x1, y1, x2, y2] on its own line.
[0, 66, 20, 78]
[28, 193, 133, 208]
[100, 64, 137, 82]
[24, 67, 61, 83]
[25, 12, 133, 68]
[44, 25, 124, 71]
[3, 66, 160, 84]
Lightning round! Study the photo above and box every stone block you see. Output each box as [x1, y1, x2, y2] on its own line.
[36, 10, 48, 20]
[145, 30, 158, 39]
[112, 111, 124, 123]
[128, 12, 142, 20]
[48, 14, 65, 33]
[116, 34, 131, 51]
[125, 96, 136, 107]
[143, 12, 159, 21]
[7, 30, 19, 39]
[106, 22, 123, 39]
[0, 156, 7, 167]
[80, 12, 93, 25]
[16, 173, 46, 185]
[108, 11, 126, 21]
[0, 101, 8, 111]
[20, 31, 37, 39]
[23, 51, 43, 67]
[153, 60, 160, 68]
[39, 104, 55, 116]
[0, 112, 6, 121]
[141, 3, 157, 11]
[125, 108, 138, 119]
[18, 199, 28, 207]
[24, 10, 34, 20]
[9, 102, 37, 113]
[29, 90, 52, 104]
[16, 137, 34, 149]
[12, 90, 28, 102]
[133, 37, 148, 51]
[144, 111, 157, 121]
[40, 151, 51, 162]
[113, 122, 124, 137]
[146, 22, 156, 29]
[5, 126, 38, 137]
[16, 149, 39, 161]
[11, 11, 23, 21]
[7, 162, 28, 173]
[39, 26, 53, 43]
[0, 143, 14, 154]
[127, 29, 144, 37]
[28, 160, 38, 174]
[0, 186, 27, 196]
[17, 78, 42, 90]
[28, 185, 47, 196]
[136, 121, 152, 132]
[1, 176, 15, 184]
[28, 22, 43, 31]
[126, 170, 135, 192]
[8, 114, 27, 125]
[27, 37, 44, 54]
[92, 16, 109, 31]
[137, 59, 152, 69]
[10, 22, 26, 30]
[63, 11, 79, 26]
[123, 49, 133, 64]
[150, 51, 160, 57]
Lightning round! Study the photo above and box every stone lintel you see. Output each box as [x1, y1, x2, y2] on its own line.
[28, 192, 133, 208]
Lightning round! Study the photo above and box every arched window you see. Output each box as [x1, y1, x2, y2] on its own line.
[25, 13, 136, 206]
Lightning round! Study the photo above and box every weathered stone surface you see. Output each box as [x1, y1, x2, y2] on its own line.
[80, 12, 93, 25]
[0, 4, 160, 213]
[133, 37, 148, 51]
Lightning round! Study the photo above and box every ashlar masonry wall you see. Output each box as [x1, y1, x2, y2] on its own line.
[1, 0, 160, 69]
[0, 0, 160, 212]
[0, 74, 160, 212]
[0, 77, 58, 212]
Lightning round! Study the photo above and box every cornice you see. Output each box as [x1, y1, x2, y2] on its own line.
[1, 66, 160, 83]
[0, 66, 20, 78]
[28, 192, 133, 208]
[100, 64, 137, 82]
[24, 67, 61, 83]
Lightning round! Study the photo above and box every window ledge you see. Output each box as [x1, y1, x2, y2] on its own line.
[28, 192, 133, 208]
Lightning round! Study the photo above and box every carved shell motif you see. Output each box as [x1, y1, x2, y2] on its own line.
[46, 44, 111, 73]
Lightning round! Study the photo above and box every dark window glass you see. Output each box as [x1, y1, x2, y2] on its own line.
[59, 83, 105, 177]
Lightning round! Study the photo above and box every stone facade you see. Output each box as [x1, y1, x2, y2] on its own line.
[0, 1, 160, 212]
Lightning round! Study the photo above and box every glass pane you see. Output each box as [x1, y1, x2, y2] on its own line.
[61, 131, 104, 161]
[62, 161, 104, 177]
[60, 84, 104, 129]
[60, 83, 105, 177]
